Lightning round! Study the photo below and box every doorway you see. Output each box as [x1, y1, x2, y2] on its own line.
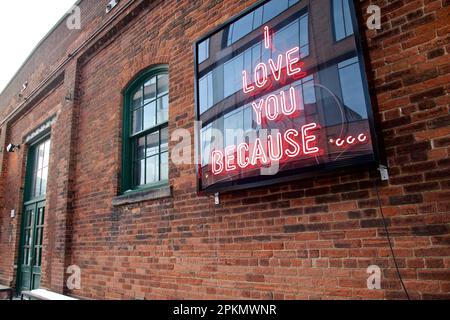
[17, 137, 51, 293]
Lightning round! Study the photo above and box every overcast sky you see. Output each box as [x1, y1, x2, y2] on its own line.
[0, 0, 76, 94]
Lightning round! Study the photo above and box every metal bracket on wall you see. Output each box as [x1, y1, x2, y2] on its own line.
[378, 165, 389, 181]
[214, 193, 220, 206]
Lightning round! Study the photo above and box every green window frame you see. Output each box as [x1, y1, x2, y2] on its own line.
[122, 65, 169, 193]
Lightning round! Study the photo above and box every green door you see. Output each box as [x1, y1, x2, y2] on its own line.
[18, 138, 50, 293]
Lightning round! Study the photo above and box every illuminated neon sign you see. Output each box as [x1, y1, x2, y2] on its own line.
[195, 0, 381, 194]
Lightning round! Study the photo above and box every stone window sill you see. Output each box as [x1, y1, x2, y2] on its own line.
[112, 185, 172, 206]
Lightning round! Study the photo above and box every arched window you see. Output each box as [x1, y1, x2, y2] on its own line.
[122, 65, 169, 192]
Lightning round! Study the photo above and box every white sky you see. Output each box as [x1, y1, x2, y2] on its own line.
[0, 0, 76, 94]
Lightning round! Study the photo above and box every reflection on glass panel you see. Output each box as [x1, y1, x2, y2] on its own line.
[136, 136, 146, 159]
[41, 167, 48, 195]
[144, 77, 157, 104]
[228, 12, 253, 45]
[146, 132, 159, 157]
[201, 124, 212, 167]
[43, 141, 50, 167]
[146, 156, 159, 184]
[333, 0, 354, 41]
[158, 74, 169, 96]
[133, 108, 143, 134]
[299, 14, 309, 57]
[224, 54, 244, 98]
[157, 95, 169, 124]
[342, 0, 354, 36]
[224, 109, 244, 147]
[143, 101, 156, 130]
[199, 72, 213, 114]
[263, 0, 289, 24]
[160, 152, 169, 181]
[35, 169, 42, 197]
[132, 88, 143, 109]
[226, 0, 299, 46]
[199, 12, 309, 115]
[338, 57, 367, 120]
[198, 39, 210, 63]
[134, 159, 146, 186]
[302, 75, 316, 104]
[37, 145, 45, 170]
[273, 19, 299, 59]
[161, 127, 169, 152]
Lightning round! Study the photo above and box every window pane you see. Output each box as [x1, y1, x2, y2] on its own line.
[41, 167, 48, 195]
[146, 156, 159, 184]
[157, 95, 169, 124]
[161, 127, 169, 152]
[144, 77, 156, 104]
[132, 88, 143, 109]
[43, 141, 50, 167]
[146, 132, 159, 157]
[133, 108, 143, 134]
[134, 159, 145, 186]
[37, 144, 45, 170]
[143, 101, 156, 130]
[158, 74, 169, 96]
[160, 152, 169, 181]
[136, 136, 146, 159]
[35, 169, 43, 196]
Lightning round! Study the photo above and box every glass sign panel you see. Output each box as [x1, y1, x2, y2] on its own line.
[195, 0, 381, 193]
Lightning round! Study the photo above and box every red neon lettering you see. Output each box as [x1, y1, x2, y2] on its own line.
[265, 94, 279, 121]
[284, 129, 301, 158]
[280, 87, 297, 116]
[268, 132, 283, 161]
[212, 150, 224, 175]
[336, 138, 345, 147]
[302, 123, 319, 154]
[242, 70, 255, 94]
[252, 99, 264, 125]
[347, 136, 356, 145]
[286, 47, 302, 76]
[358, 134, 367, 143]
[255, 63, 268, 88]
[251, 138, 268, 165]
[264, 26, 271, 49]
[225, 146, 237, 172]
[237, 143, 250, 168]
[268, 54, 283, 82]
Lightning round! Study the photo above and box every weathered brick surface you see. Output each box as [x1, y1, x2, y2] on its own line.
[0, 0, 449, 300]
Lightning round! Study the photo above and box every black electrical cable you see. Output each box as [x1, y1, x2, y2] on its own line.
[374, 179, 411, 300]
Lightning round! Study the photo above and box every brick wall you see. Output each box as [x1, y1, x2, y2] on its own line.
[0, 0, 449, 300]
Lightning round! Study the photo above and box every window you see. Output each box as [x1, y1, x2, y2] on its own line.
[31, 139, 51, 198]
[122, 66, 169, 192]
[332, 0, 354, 41]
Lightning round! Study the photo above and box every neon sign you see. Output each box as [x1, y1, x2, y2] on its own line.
[210, 27, 368, 177]
[195, 0, 381, 193]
